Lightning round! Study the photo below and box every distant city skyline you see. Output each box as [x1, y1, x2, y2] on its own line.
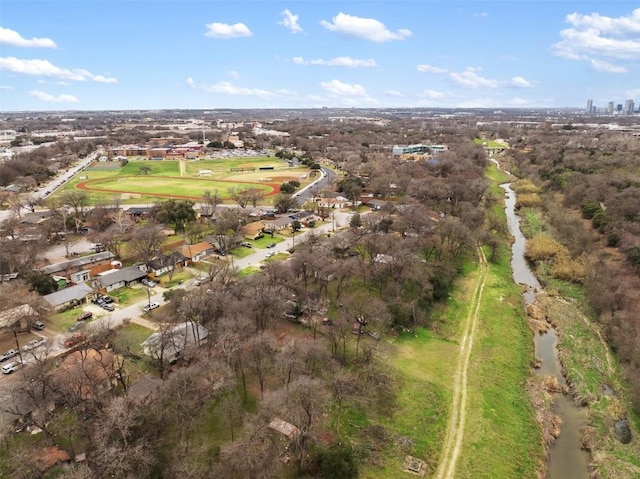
[586, 98, 637, 114]
[1, 1, 639, 111]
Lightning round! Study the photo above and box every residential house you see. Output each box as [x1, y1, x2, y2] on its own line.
[263, 216, 292, 232]
[315, 195, 352, 209]
[147, 252, 187, 278]
[291, 210, 321, 226]
[51, 349, 114, 401]
[43, 283, 95, 311]
[365, 199, 390, 211]
[242, 221, 265, 240]
[125, 207, 153, 222]
[141, 322, 209, 363]
[181, 241, 215, 263]
[0, 304, 39, 333]
[41, 252, 115, 284]
[93, 266, 147, 293]
[126, 374, 163, 405]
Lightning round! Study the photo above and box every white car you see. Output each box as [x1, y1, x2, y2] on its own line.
[0, 349, 19, 362]
[2, 361, 22, 374]
[265, 251, 275, 258]
[22, 338, 46, 352]
[143, 302, 160, 312]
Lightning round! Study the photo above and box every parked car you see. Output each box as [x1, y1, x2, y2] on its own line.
[0, 349, 19, 362]
[32, 321, 45, 331]
[265, 251, 275, 258]
[143, 302, 160, 312]
[2, 361, 22, 374]
[65, 333, 86, 348]
[266, 243, 276, 248]
[100, 302, 115, 311]
[194, 277, 207, 286]
[22, 338, 46, 352]
[69, 322, 85, 332]
[100, 295, 114, 304]
[241, 242, 253, 248]
[141, 278, 156, 288]
[76, 311, 93, 322]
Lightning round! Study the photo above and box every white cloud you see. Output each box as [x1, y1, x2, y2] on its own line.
[279, 9, 303, 34]
[553, 8, 640, 69]
[449, 67, 499, 89]
[416, 64, 448, 74]
[0, 85, 14, 90]
[508, 76, 534, 88]
[626, 88, 640, 98]
[226, 70, 240, 78]
[320, 12, 412, 42]
[0, 27, 57, 48]
[320, 79, 368, 97]
[29, 90, 79, 103]
[385, 90, 403, 97]
[419, 89, 447, 100]
[565, 8, 640, 35]
[186, 77, 195, 87]
[205, 22, 252, 39]
[202, 80, 274, 98]
[293, 56, 376, 68]
[589, 58, 627, 73]
[0, 57, 117, 83]
[474, 12, 489, 18]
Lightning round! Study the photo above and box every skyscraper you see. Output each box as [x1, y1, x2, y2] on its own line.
[624, 99, 634, 115]
[586, 99, 593, 113]
[608, 102, 614, 114]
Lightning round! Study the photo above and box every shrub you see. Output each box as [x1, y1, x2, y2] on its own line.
[626, 246, 640, 267]
[516, 193, 542, 209]
[580, 201, 601, 219]
[525, 236, 568, 262]
[551, 253, 587, 283]
[606, 231, 620, 247]
[514, 179, 539, 194]
[317, 445, 358, 479]
[591, 210, 608, 231]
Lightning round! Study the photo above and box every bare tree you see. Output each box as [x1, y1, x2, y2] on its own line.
[129, 224, 164, 266]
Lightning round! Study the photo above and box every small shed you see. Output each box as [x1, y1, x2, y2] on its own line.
[268, 418, 299, 439]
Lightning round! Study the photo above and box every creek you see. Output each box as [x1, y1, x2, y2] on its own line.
[501, 181, 590, 479]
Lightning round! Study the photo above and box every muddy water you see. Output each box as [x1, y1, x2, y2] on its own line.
[501, 182, 589, 479]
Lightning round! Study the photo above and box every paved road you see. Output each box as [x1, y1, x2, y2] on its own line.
[0, 151, 100, 223]
[294, 166, 337, 204]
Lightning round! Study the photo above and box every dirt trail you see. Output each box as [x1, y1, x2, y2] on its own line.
[435, 246, 488, 479]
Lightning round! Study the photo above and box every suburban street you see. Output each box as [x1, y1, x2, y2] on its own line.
[0, 208, 354, 432]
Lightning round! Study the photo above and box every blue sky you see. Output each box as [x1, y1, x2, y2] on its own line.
[1, 1, 639, 111]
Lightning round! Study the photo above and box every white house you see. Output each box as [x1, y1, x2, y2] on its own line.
[93, 266, 147, 293]
[141, 322, 209, 363]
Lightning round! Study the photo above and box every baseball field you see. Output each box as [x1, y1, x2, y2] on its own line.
[53, 157, 312, 205]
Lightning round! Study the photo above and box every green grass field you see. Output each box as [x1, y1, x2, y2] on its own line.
[52, 157, 312, 205]
[475, 138, 509, 148]
[358, 165, 541, 478]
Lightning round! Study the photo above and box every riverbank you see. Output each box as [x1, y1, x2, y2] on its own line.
[494, 159, 640, 478]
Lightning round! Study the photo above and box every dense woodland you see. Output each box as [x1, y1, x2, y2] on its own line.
[504, 128, 640, 408]
[1, 111, 639, 477]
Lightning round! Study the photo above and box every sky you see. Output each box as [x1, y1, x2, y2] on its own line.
[0, 1, 639, 112]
